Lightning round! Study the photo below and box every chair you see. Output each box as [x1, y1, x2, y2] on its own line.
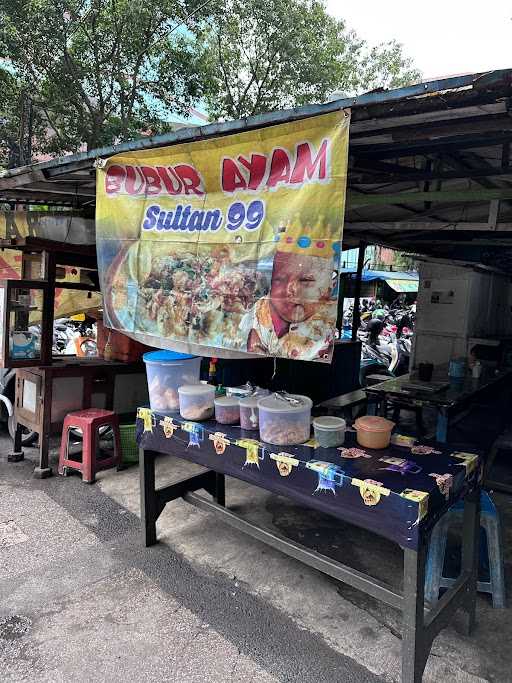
[484, 429, 512, 495]
[425, 491, 506, 608]
[58, 408, 121, 484]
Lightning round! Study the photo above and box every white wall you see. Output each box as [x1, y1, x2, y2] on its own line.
[412, 262, 512, 367]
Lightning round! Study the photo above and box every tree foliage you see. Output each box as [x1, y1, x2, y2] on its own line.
[0, 0, 421, 165]
[201, 0, 421, 120]
[0, 0, 206, 156]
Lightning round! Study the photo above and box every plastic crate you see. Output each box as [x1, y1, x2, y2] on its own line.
[119, 423, 138, 464]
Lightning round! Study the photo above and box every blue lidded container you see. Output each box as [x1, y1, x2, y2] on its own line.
[143, 350, 201, 413]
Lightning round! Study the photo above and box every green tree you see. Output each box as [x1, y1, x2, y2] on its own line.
[201, 0, 421, 120]
[0, 0, 207, 156]
[355, 40, 420, 92]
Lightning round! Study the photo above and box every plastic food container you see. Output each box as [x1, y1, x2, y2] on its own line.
[214, 396, 240, 425]
[258, 393, 312, 445]
[354, 416, 395, 449]
[178, 384, 215, 421]
[144, 350, 201, 412]
[239, 389, 270, 431]
[239, 396, 260, 430]
[313, 416, 346, 448]
[448, 358, 466, 379]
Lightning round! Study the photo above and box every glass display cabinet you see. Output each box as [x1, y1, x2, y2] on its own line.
[0, 279, 50, 367]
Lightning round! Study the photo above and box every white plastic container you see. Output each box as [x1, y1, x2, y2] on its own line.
[258, 393, 312, 445]
[313, 416, 346, 448]
[144, 351, 201, 412]
[178, 384, 215, 421]
[214, 396, 240, 425]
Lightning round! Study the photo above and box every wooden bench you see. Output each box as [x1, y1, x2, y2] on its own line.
[365, 373, 393, 387]
[317, 389, 368, 418]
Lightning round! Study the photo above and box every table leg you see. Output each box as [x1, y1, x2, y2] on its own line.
[33, 375, 53, 478]
[379, 400, 387, 418]
[7, 422, 24, 462]
[33, 436, 52, 478]
[461, 488, 480, 635]
[402, 544, 428, 683]
[367, 400, 377, 416]
[140, 448, 158, 547]
[214, 472, 226, 507]
[436, 410, 449, 443]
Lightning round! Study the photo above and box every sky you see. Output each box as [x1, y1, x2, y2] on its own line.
[326, 1, 512, 80]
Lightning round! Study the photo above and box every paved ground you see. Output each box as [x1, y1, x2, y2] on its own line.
[1, 433, 511, 682]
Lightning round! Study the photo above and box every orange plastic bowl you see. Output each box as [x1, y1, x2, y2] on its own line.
[354, 416, 395, 449]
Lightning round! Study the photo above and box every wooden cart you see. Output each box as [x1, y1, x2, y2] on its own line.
[0, 236, 147, 476]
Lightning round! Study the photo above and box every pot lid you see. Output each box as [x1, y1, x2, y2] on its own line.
[354, 416, 395, 433]
[313, 416, 346, 430]
[178, 383, 215, 396]
[257, 393, 312, 413]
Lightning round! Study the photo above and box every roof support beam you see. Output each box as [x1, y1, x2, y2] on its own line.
[350, 158, 512, 184]
[352, 131, 512, 159]
[345, 222, 512, 232]
[12, 182, 96, 197]
[348, 188, 512, 207]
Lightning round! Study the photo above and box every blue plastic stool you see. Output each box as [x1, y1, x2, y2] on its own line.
[425, 491, 506, 608]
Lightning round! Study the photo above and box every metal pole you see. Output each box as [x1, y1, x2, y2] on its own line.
[352, 242, 366, 341]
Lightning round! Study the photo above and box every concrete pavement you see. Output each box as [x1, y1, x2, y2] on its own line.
[0, 439, 379, 683]
[1, 435, 511, 681]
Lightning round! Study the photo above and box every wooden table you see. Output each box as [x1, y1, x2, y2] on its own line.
[138, 409, 482, 682]
[365, 364, 512, 442]
[9, 357, 147, 477]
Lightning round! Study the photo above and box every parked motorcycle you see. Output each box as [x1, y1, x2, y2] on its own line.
[54, 318, 97, 356]
[359, 332, 411, 386]
[0, 368, 38, 446]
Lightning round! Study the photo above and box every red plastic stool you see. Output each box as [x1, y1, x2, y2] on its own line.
[58, 409, 121, 483]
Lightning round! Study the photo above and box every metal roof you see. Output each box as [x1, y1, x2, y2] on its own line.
[3, 69, 512, 270]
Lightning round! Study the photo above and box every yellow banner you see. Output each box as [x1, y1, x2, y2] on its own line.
[96, 111, 350, 362]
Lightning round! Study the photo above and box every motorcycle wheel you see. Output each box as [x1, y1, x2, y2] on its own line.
[8, 414, 38, 447]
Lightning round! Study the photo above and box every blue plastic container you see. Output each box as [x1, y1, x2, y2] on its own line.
[144, 350, 201, 412]
[448, 358, 466, 379]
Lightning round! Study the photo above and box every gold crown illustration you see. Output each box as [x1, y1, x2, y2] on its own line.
[274, 218, 340, 259]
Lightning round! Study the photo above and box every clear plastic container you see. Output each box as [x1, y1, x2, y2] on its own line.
[313, 416, 346, 448]
[239, 396, 260, 430]
[239, 389, 270, 431]
[178, 384, 215, 421]
[258, 393, 312, 445]
[214, 396, 240, 425]
[144, 350, 201, 412]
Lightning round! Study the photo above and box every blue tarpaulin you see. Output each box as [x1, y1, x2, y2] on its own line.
[339, 268, 418, 291]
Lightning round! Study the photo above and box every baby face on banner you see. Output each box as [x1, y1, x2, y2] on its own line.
[269, 251, 332, 324]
